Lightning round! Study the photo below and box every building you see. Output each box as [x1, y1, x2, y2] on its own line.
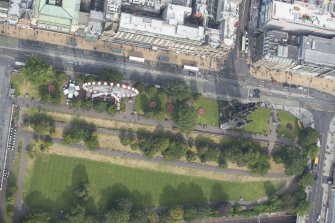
[258, 0, 335, 36]
[291, 35, 335, 78]
[119, 12, 205, 42]
[32, 0, 81, 33]
[253, 30, 335, 78]
[86, 10, 104, 36]
[0, 1, 9, 23]
[253, 30, 300, 70]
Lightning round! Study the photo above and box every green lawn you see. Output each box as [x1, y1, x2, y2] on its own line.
[244, 108, 272, 135]
[11, 72, 40, 99]
[193, 97, 220, 126]
[24, 154, 283, 214]
[277, 110, 302, 139]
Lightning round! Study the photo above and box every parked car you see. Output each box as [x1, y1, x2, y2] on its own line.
[283, 83, 290, 88]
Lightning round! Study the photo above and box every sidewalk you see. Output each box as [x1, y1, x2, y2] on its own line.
[250, 66, 335, 96]
[0, 24, 219, 71]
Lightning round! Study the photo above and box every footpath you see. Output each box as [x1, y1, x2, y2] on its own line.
[250, 66, 335, 96]
[0, 24, 218, 71]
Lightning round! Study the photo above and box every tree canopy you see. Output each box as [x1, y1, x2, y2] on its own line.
[164, 81, 191, 102]
[298, 127, 321, 147]
[172, 103, 197, 134]
[273, 146, 308, 176]
[62, 119, 99, 150]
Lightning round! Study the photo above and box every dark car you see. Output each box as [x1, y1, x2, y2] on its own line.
[283, 83, 290, 88]
[253, 89, 260, 98]
[290, 84, 297, 89]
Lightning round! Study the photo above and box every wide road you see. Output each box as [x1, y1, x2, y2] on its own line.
[0, 40, 334, 112]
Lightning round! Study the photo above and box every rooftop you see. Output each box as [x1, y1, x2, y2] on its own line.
[165, 4, 192, 25]
[300, 35, 335, 67]
[34, 0, 80, 27]
[119, 13, 205, 41]
[272, 1, 335, 31]
[327, 189, 335, 223]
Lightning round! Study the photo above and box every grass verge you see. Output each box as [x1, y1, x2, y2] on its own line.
[11, 72, 40, 99]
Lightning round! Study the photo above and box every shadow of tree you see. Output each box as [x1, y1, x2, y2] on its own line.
[264, 180, 276, 198]
[98, 183, 153, 212]
[210, 183, 229, 202]
[159, 182, 207, 206]
[24, 164, 97, 214]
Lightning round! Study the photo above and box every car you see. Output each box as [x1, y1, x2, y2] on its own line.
[283, 83, 290, 88]
[290, 84, 297, 89]
[317, 214, 321, 222]
[253, 89, 260, 98]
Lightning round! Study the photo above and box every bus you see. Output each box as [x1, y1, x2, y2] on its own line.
[14, 61, 25, 66]
[129, 56, 145, 63]
[183, 65, 199, 72]
[241, 36, 246, 52]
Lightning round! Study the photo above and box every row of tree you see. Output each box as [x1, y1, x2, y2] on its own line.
[62, 119, 99, 150]
[119, 130, 270, 175]
[273, 127, 321, 176]
[21, 196, 231, 223]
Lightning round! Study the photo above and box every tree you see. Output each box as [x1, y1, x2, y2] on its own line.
[298, 173, 314, 187]
[62, 119, 99, 150]
[172, 103, 197, 134]
[94, 101, 108, 113]
[164, 81, 191, 102]
[71, 98, 82, 108]
[107, 104, 117, 115]
[186, 150, 196, 161]
[134, 82, 145, 93]
[129, 210, 150, 223]
[22, 56, 56, 86]
[162, 140, 188, 160]
[22, 210, 52, 223]
[75, 182, 90, 201]
[298, 127, 320, 147]
[273, 146, 308, 176]
[105, 209, 129, 223]
[66, 205, 94, 223]
[168, 205, 184, 221]
[102, 69, 124, 82]
[27, 113, 55, 134]
[200, 147, 220, 163]
[295, 199, 311, 217]
[82, 100, 94, 111]
[183, 203, 211, 222]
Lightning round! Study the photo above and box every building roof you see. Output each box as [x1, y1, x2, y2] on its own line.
[165, 4, 192, 25]
[119, 13, 205, 41]
[272, 1, 335, 31]
[300, 36, 335, 67]
[0, 1, 9, 9]
[34, 0, 80, 27]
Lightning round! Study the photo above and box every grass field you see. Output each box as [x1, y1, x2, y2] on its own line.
[11, 72, 40, 99]
[277, 110, 301, 139]
[24, 154, 283, 214]
[193, 97, 220, 126]
[244, 108, 272, 135]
